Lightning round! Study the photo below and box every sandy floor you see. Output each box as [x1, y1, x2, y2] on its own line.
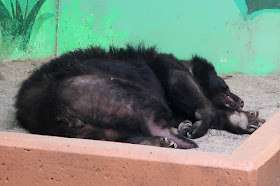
[0, 59, 279, 154]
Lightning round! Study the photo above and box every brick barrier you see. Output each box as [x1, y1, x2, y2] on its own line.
[0, 111, 279, 185]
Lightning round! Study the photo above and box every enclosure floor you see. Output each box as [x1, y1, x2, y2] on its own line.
[0, 59, 279, 154]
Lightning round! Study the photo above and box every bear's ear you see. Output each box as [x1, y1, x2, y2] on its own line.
[190, 55, 215, 75]
[190, 55, 216, 86]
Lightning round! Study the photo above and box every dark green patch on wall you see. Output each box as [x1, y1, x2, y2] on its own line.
[246, 0, 280, 14]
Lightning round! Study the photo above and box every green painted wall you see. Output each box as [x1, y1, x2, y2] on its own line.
[1, 0, 280, 75]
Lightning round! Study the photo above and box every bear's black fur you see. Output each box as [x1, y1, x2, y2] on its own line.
[15, 45, 246, 149]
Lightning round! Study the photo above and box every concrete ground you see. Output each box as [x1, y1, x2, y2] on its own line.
[0, 59, 279, 154]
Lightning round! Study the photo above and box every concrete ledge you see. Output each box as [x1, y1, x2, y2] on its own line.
[0, 111, 280, 185]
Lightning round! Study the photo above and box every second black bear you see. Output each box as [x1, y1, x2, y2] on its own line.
[15, 45, 263, 149]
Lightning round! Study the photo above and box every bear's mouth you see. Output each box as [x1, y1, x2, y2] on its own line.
[222, 92, 244, 111]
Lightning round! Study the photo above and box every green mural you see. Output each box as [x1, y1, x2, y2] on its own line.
[0, 0, 54, 60]
[0, 0, 280, 75]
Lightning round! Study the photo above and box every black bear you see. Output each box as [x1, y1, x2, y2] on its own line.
[15, 45, 263, 149]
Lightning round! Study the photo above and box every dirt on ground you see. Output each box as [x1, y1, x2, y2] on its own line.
[0, 59, 279, 154]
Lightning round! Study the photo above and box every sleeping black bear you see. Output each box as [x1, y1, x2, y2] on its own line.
[15, 45, 264, 149]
